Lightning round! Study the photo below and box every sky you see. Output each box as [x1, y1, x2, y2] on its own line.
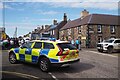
[0, 0, 120, 37]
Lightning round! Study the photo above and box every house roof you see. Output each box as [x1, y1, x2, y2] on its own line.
[49, 24, 58, 31]
[60, 14, 120, 30]
[87, 14, 120, 25]
[55, 21, 67, 30]
[44, 26, 51, 32]
[49, 21, 67, 31]
[37, 26, 50, 33]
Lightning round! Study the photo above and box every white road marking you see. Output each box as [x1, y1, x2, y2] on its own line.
[48, 72, 58, 80]
[85, 51, 118, 58]
[0, 71, 39, 79]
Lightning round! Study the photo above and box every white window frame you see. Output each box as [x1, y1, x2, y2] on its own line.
[52, 30, 55, 35]
[50, 31, 52, 35]
[78, 26, 81, 34]
[67, 29, 71, 35]
[97, 25, 102, 33]
[110, 25, 115, 33]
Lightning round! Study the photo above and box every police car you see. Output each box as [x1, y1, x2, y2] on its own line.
[9, 40, 80, 72]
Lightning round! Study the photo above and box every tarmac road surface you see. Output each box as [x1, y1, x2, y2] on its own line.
[0, 49, 119, 80]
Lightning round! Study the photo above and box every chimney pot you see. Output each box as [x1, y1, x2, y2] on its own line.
[53, 20, 57, 25]
[80, 9, 89, 19]
[63, 13, 67, 21]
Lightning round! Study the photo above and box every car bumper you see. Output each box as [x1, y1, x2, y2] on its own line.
[97, 47, 108, 51]
[51, 59, 80, 67]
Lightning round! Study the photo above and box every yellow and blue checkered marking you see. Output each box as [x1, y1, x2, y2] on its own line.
[14, 48, 19, 53]
[13, 48, 59, 63]
[40, 49, 49, 55]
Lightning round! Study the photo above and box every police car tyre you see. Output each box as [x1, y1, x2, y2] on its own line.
[39, 57, 51, 72]
[108, 47, 113, 54]
[9, 53, 17, 64]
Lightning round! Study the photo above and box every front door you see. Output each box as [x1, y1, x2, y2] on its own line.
[31, 42, 42, 63]
[19, 42, 33, 62]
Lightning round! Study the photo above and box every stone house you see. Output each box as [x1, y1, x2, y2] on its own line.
[48, 13, 67, 39]
[60, 10, 120, 48]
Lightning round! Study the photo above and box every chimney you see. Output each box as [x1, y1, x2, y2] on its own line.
[41, 25, 44, 29]
[37, 27, 41, 30]
[63, 13, 67, 21]
[45, 25, 49, 29]
[53, 20, 57, 25]
[80, 9, 89, 19]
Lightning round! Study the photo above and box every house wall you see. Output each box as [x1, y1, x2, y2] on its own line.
[59, 25, 120, 48]
[115, 26, 120, 38]
[88, 25, 120, 48]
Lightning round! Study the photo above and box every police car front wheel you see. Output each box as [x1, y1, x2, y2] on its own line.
[9, 53, 17, 64]
[39, 58, 51, 72]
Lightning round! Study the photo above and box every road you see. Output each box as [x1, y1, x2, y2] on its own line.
[0, 49, 119, 80]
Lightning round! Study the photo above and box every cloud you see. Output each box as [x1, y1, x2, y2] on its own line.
[47, 2, 118, 10]
[0, 3, 14, 9]
[36, 10, 59, 15]
[0, 3, 3, 9]
[35, 10, 60, 15]
[42, 11, 58, 15]
[3, 0, 119, 2]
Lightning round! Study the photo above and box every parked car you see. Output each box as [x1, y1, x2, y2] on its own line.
[97, 38, 120, 53]
[9, 40, 80, 72]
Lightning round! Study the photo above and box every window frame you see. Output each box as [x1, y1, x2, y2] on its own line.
[110, 25, 115, 33]
[98, 36, 102, 43]
[33, 42, 42, 49]
[114, 40, 120, 43]
[43, 42, 55, 49]
[97, 25, 102, 33]
[52, 30, 55, 35]
[78, 26, 81, 34]
[22, 42, 33, 48]
[67, 28, 71, 35]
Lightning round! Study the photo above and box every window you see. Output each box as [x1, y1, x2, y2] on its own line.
[57, 43, 76, 51]
[104, 39, 114, 43]
[89, 26, 94, 33]
[98, 36, 102, 43]
[61, 31, 64, 35]
[114, 40, 120, 43]
[68, 29, 71, 35]
[97, 25, 102, 33]
[78, 26, 81, 34]
[52, 30, 55, 35]
[22, 42, 33, 48]
[43, 43, 54, 49]
[110, 26, 115, 33]
[50, 31, 52, 35]
[33, 42, 42, 48]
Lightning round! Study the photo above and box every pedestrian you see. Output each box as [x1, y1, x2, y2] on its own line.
[75, 38, 79, 49]
[71, 39, 75, 45]
[86, 39, 89, 48]
[15, 38, 20, 47]
[79, 39, 81, 50]
[68, 37, 71, 43]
